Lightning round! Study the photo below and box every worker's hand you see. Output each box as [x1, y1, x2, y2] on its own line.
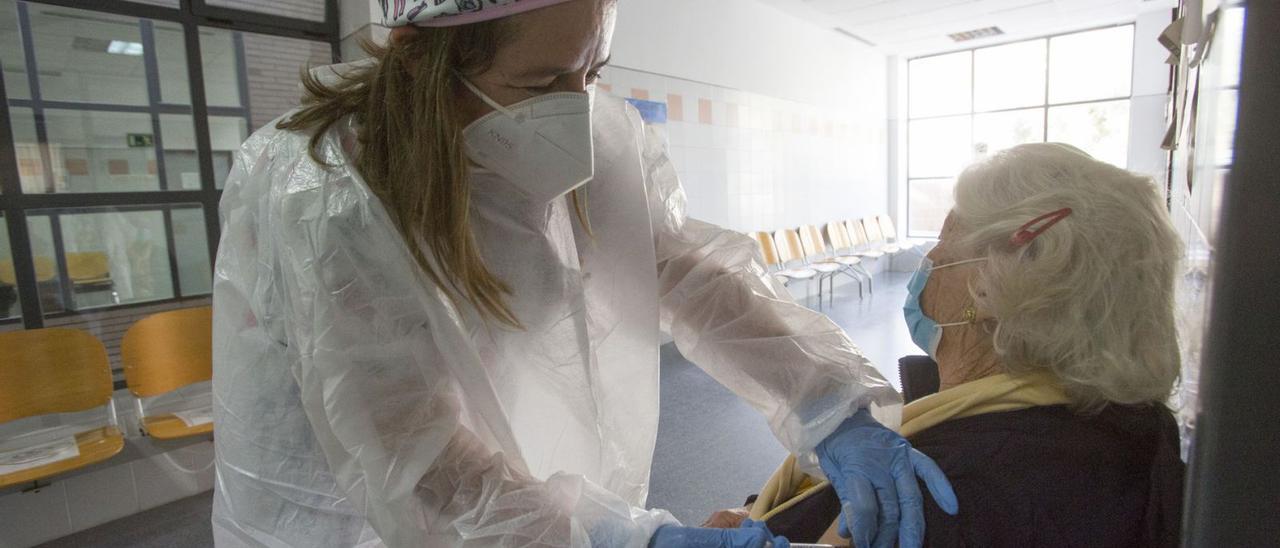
[816, 409, 959, 548]
[649, 519, 790, 548]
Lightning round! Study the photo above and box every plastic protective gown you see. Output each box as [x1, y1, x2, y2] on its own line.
[210, 90, 899, 547]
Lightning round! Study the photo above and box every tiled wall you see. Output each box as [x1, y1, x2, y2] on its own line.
[597, 66, 889, 235]
[0, 441, 215, 547]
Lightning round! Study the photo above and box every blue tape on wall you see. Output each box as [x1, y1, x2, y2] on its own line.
[625, 98, 668, 124]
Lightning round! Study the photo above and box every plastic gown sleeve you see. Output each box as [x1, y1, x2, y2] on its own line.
[216, 122, 673, 547]
[641, 125, 900, 457]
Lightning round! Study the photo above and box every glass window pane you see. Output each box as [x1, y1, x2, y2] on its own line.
[29, 4, 148, 106]
[909, 51, 971, 118]
[160, 114, 202, 190]
[908, 178, 955, 238]
[35, 209, 174, 311]
[8, 106, 41, 193]
[205, 0, 326, 23]
[0, 214, 19, 320]
[199, 29, 242, 108]
[0, 0, 30, 101]
[202, 28, 331, 131]
[171, 207, 211, 296]
[25, 215, 64, 314]
[909, 115, 973, 179]
[1047, 100, 1131, 168]
[1213, 89, 1237, 167]
[154, 21, 190, 105]
[44, 109, 158, 193]
[1049, 26, 1134, 104]
[973, 108, 1045, 157]
[210, 115, 248, 188]
[974, 39, 1046, 112]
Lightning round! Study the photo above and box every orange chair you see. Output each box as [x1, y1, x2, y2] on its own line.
[0, 328, 124, 489]
[752, 231, 818, 295]
[0, 257, 57, 285]
[121, 307, 214, 440]
[66, 252, 118, 304]
[846, 219, 886, 262]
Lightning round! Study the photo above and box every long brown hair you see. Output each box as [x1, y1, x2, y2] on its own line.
[279, 23, 531, 327]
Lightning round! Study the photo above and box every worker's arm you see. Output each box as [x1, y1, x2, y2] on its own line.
[637, 118, 900, 457]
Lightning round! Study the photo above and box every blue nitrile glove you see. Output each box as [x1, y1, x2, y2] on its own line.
[648, 519, 791, 548]
[816, 409, 959, 548]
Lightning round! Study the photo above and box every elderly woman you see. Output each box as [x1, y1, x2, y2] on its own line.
[709, 143, 1186, 547]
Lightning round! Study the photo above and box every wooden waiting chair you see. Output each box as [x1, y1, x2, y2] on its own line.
[874, 215, 924, 256]
[66, 252, 118, 304]
[859, 217, 901, 255]
[826, 222, 875, 295]
[0, 256, 57, 286]
[752, 231, 818, 296]
[0, 328, 124, 489]
[798, 224, 869, 303]
[121, 307, 214, 440]
[773, 228, 833, 307]
[846, 219, 886, 262]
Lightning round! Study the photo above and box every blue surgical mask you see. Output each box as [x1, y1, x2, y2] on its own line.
[903, 256, 986, 359]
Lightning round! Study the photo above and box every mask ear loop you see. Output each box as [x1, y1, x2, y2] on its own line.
[1010, 207, 1073, 247]
[454, 72, 519, 119]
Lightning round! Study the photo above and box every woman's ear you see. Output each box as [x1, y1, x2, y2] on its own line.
[389, 26, 422, 45]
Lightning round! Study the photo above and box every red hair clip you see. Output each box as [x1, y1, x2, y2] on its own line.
[1010, 208, 1073, 247]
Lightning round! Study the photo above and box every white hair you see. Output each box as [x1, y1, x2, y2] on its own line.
[952, 143, 1183, 410]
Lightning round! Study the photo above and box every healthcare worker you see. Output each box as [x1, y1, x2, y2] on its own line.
[211, 0, 957, 547]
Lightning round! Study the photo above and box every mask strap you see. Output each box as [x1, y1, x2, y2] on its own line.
[930, 257, 986, 271]
[1010, 208, 1073, 247]
[455, 73, 516, 118]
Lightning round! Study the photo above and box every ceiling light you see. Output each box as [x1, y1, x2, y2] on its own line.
[948, 26, 1004, 42]
[106, 40, 144, 56]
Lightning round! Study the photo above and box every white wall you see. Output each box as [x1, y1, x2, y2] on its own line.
[607, 0, 889, 233]
[611, 0, 879, 108]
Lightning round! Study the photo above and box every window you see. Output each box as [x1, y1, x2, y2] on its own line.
[0, 0, 335, 385]
[906, 25, 1135, 237]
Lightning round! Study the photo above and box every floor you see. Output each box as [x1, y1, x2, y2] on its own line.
[37, 271, 919, 546]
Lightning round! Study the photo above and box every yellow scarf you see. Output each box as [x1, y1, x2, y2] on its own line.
[749, 371, 1071, 521]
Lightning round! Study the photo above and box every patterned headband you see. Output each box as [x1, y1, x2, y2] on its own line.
[381, 0, 575, 28]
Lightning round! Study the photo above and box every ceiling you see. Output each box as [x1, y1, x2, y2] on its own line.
[758, 0, 1177, 56]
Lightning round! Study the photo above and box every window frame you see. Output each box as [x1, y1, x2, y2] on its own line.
[0, 0, 339, 328]
[905, 23, 1137, 238]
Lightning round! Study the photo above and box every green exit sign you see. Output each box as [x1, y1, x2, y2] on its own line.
[127, 133, 154, 147]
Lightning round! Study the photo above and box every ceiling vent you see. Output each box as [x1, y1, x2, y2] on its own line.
[948, 26, 1004, 42]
